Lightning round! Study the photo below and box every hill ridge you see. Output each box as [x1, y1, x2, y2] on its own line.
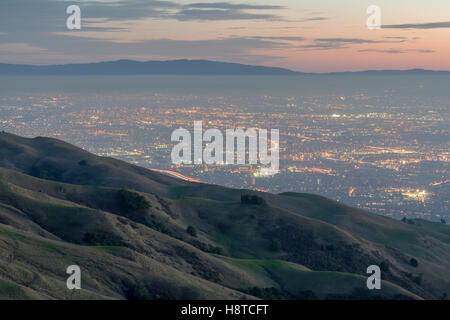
[1, 60, 449, 76]
[0, 131, 448, 300]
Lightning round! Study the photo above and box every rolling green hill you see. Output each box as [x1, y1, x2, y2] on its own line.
[0, 132, 448, 300]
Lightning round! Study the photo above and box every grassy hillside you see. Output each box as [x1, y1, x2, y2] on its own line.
[0, 132, 448, 300]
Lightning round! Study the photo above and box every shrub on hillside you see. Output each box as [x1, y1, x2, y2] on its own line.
[243, 287, 317, 300]
[409, 258, 419, 268]
[190, 240, 225, 255]
[82, 231, 124, 246]
[117, 189, 150, 212]
[146, 220, 172, 236]
[123, 282, 151, 300]
[413, 275, 422, 285]
[217, 222, 232, 234]
[241, 194, 266, 206]
[122, 280, 180, 300]
[244, 287, 290, 300]
[186, 225, 197, 237]
[269, 238, 282, 252]
[379, 261, 390, 272]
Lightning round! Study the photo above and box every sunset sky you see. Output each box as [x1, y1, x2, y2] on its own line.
[1, 0, 449, 72]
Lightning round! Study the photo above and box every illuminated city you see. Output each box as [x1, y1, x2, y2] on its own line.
[1, 75, 448, 222]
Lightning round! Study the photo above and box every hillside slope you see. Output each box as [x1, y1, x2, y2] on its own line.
[0, 132, 448, 300]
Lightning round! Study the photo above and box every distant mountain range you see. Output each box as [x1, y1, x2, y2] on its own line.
[0, 59, 449, 75]
[0, 131, 449, 300]
[0, 60, 296, 76]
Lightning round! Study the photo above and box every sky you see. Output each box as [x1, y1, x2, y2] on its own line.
[0, 0, 449, 72]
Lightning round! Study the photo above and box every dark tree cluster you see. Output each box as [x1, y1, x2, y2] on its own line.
[117, 189, 150, 212]
[241, 194, 266, 206]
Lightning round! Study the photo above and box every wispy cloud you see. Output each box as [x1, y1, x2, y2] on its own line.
[183, 2, 283, 10]
[0, 33, 294, 64]
[174, 1, 284, 21]
[384, 36, 408, 40]
[383, 21, 450, 29]
[359, 48, 435, 54]
[0, 43, 47, 54]
[250, 36, 305, 41]
[0, 0, 285, 35]
[293, 37, 408, 51]
[0, 0, 181, 33]
[173, 9, 281, 21]
[315, 38, 405, 44]
[299, 17, 328, 22]
[295, 42, 346, 51]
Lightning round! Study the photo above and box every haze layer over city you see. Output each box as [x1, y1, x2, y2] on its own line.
[1, 74, 448, 221]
